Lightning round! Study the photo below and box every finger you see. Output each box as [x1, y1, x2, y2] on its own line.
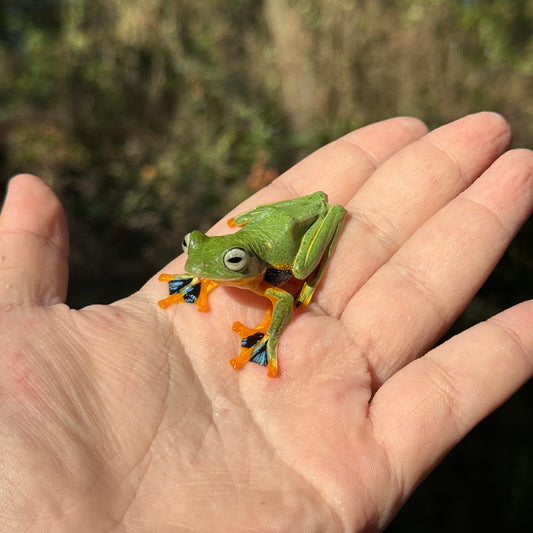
[320, 112, 512, 316]
[370, 299, 533, 498]
[0, 174, 69, 305]
[344, 147, 533, 384]
[274, 115, 429, 204]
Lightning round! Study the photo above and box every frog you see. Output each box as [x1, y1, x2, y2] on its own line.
[158, 191, 347, 377]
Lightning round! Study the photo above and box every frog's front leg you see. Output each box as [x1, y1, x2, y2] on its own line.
[230, 287, 293, 377]
[158, 273, 218, 312]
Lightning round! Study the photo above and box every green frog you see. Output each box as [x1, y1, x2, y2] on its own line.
[159, 191, 347, 377]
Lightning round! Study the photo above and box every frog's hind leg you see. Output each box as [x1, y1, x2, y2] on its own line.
[230, 288, 293, 377]
[295, 204, 346, 307]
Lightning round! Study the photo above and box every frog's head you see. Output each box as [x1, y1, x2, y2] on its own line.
[182, 230, 267, 282]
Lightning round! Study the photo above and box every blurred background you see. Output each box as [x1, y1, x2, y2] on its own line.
[0, 0, 531, 530]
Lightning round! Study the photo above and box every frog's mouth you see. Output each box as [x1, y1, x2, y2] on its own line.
[184, 263, 244, 282]
[193, 272, 265, 287]
[184, 265, 267, 288]
[217, 274, 265, 287]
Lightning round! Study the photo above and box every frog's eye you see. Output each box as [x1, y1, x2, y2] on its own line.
[223, 247, 248, 271]
[182, 233, 191, 253]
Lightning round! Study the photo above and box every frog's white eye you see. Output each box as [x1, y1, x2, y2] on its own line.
[182, 233, 191, 253]
[223, 247, 248, 271]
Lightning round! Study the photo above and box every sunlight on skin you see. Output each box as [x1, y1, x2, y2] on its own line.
[0, 114, 532, 531]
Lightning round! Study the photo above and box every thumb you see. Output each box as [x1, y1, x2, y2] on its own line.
[0, 174, 69, 306]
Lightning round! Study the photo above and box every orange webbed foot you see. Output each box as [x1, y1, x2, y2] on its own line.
[158, 274, 217, 312]
[158, 292, 186, 309]
[230, 308, 277, 376]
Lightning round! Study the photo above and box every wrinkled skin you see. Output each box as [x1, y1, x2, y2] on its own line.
[1, 113, 532, 532]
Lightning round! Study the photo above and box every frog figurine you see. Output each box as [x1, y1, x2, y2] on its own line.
[158, 191, 347, 377]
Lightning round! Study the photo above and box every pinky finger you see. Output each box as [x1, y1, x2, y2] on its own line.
[370, 300, 533, 495]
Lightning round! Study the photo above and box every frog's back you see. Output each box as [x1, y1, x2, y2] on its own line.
[241, 208, 319, 268]
[231, 191, 331, 267]
[267, 191, 327, 217]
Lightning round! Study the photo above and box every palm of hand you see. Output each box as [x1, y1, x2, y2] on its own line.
[1, 113, 532, 532]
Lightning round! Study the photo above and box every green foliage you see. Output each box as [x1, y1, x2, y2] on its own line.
[458, 0, 533, 73]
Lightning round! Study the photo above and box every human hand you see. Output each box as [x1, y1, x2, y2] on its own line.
[1, 112, 532, 532]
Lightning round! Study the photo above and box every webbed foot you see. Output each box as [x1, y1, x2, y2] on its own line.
[230, 309, 278, 377]
[158, 274, 217, 312]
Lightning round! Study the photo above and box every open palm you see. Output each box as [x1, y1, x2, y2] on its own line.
[1, 113, 532, 532]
